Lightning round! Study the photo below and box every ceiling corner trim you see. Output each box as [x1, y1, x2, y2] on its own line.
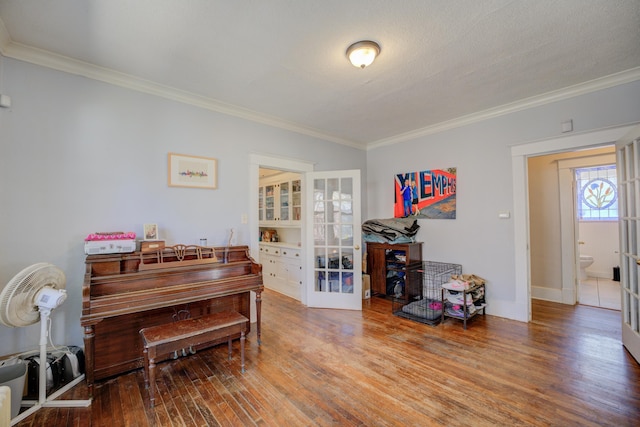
[0, 17, 10, 55]
[510, 123, 638, 158]
[2, 40, 366, 151]
[368, 67, 640, 151]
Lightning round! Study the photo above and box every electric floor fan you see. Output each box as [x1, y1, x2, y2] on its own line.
[0, 263, 91, 424]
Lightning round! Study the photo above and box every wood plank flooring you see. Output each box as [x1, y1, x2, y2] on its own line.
[14, 291, 640, 426]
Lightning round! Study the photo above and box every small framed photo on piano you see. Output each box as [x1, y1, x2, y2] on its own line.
[143, 223, 159, 240]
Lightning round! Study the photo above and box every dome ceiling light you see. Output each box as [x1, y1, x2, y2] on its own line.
[346, 40, 380, 69]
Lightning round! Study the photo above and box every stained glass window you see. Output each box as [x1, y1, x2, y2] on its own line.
[576, 165, 618, 221]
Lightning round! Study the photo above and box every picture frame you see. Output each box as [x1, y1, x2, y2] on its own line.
[168, 153, 217, 189]
[143, 223, 159, 240]
[394, 168, 457, 219]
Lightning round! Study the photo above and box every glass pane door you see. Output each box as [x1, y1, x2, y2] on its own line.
[265, 184, 275, 221]
[305, 170, 361, 310]
[292, 179, 302, 221]
[617, 125, 640, 364]
[258, 186, 264, 222]
[280, 182, 289, 221]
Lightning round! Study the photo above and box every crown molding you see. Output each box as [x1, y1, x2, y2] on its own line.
[1, 38, 367, 151]
[368, 67, 640, 150]
[0, 17, 9, 55]
[1, 23, 638, 153]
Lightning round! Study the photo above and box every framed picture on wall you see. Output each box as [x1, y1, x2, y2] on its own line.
[168, 153, 218, 189]
[143, 223, 159, 240]
[394, 168, 457, 219]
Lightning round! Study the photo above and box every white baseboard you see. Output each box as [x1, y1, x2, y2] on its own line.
[485, 300, 529, 322]
[585, 269, 615, 280]
[531, 285, 563, 303]
[265, 282, 300, 301]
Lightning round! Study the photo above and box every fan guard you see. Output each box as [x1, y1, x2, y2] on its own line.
[0, 263, 66, 327]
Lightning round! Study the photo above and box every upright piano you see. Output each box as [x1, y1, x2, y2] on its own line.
[80, 244, 263, 395]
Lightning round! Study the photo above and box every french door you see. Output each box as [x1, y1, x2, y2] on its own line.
[617, 124, 640, 364]
[305, 170, 362, 310]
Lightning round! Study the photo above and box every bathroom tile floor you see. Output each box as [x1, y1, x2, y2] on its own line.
[579, 277, 621, 310]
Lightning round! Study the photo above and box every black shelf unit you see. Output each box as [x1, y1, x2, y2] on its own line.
[441, 282, 486, 329]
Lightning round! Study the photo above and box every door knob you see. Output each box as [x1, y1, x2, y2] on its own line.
[354, 245, 360, 250]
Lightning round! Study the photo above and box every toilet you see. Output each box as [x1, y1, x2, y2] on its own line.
[579, 255, 594, 280]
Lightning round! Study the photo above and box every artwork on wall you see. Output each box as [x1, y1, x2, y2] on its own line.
[168, 153, 217, 189]
[394, 168, 457, 219]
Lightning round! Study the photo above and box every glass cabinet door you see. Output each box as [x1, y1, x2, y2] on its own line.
[280, 182, 289, 221]
[259, 175, 302, 225]
[292, 179, 302, 221]
[258, 186, 264, 222]
[265, 184, 275, 221]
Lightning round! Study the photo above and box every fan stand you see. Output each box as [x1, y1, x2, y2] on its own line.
[10, 307, 91, 426]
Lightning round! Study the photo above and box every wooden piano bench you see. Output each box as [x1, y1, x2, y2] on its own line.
[139, 310, 249, 407]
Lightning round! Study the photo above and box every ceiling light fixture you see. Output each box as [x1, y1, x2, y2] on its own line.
[346, 40, 380, 69]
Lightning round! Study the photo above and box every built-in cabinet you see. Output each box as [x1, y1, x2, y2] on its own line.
[259, 243, 302, 300]
[258, 174, 302, 226]
[259, 170, 302, 301]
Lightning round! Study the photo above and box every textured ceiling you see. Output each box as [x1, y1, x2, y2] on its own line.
[1, 0, 639, 149]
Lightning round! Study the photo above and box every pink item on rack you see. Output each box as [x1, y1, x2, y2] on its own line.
[442, 279, 470, 291]
[85, 232, 136, 241]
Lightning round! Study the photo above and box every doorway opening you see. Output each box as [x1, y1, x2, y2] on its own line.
[511, 124, 634, 322]
[528, 147, 619, 312]
[249, 154, 314, 305]
[574, 163, 621, 310]
[257, 167, 303, 301]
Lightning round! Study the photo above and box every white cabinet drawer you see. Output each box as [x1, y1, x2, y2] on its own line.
[280, 247, 301, 261]
[259, 244, 281, 256]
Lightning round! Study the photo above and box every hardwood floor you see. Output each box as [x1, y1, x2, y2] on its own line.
[14, 290, 640, 426]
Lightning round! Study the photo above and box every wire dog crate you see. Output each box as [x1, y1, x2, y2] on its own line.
[393, 261, 462, 325]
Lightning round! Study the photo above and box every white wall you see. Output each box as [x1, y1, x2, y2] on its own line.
[579, 221, 619, 279]
[366, 80, 640, 320]
[0, 57, 366, 355]
[527, 153, 564, 293]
